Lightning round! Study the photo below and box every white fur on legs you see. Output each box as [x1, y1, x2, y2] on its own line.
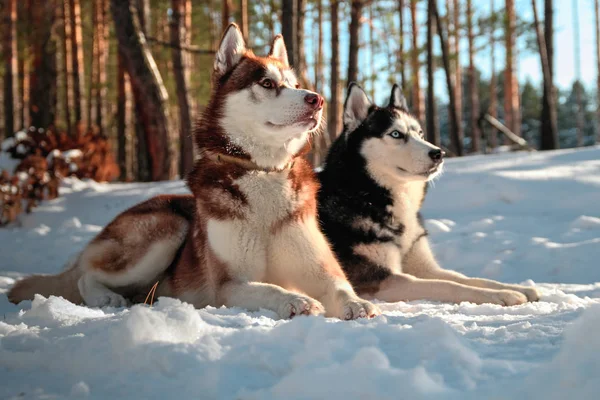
[78, 273, 128, 308]
[220, 281, 325, 319]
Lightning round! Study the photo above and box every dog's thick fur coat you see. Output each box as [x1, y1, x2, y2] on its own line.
[317, 84, 539, 306]
[9, 25, 379, 320]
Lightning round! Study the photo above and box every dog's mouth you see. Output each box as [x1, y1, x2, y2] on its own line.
[266, 110, 322, 131]
[397, 162, 443, 178]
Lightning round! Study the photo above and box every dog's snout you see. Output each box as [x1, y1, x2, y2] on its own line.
[429, 149, 445, 163]
[305, 93, 324, 110]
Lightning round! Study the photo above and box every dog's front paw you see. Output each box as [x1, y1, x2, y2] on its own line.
[514, 286, 540, 302]
[342, 298, 381, 320]
[487, 290, 528, 306]
[87, 292, 129, 308]
[279, 295, 325, 319]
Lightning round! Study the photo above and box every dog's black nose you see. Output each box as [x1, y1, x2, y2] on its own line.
[305, 93, 324, 109]
[429, 149, 445, 162]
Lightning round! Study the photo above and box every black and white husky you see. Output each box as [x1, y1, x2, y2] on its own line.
[317, 83, 539, 306]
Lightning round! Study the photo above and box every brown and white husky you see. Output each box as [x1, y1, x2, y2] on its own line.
[8, 24, 380, 320]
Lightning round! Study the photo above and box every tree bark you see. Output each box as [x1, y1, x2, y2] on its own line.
[69, 0, 85, 125]
[61, 0, 73, 135]
[3, 0, 18, 138]
[171, 0, 194, 176]
[489, 0, 498, 149]
[410, 0, 423, 123]
[328, 0, 341, 142]
[117, 51, 127, 180]
[96, 0, 109, 135]
[314, 0, 324, 93]
[504, 0, 520, 140]
[348, 1, 364, 84]
[240, 0, 249, 43]
[111, 0, 176, 180]
[467, 0, 480, 152]
[432, 0, 463, 156]
[222, 0, 230, 34]
[281, 0, 297, 68]
[398, 0, 406, 91]
[296, 0, 312, 89]
[572, 0, 584, 147]
[426, 0, 439, 145]
[538, 0, 559, 150]
[29, 0, 57, 130]
[452, 0, 462, 130]
[596, 0, 600, 144]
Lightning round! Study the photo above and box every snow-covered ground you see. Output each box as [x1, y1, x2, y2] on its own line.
[1, 147, 599, 399]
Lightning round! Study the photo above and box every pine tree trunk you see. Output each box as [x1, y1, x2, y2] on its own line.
[539, 0, 559, 150]
[426, 0, 439, 145]
[117, 51, 127, 180]
[432, 0, 463, 156]
[240, 0, 249, 43]
[69, 0, 85, 125]
[328, 0, 341, 142]
[62, 0, 73, 135]
[348, 0, 364, 84]
[572, 0, 584, 147]
[398, 0, 406, 91]
[222, 0, 230, 33]
[467, 0, 480, 152]
[111, 0, 176, 181]
[504, 0, 520, 140]
[3, 0, 18, 138]
[171, 0, 194, 176]
[96, 0, 109, 135]
[315, 0, 323, 93]
[453, 0, 462, 130]
[296, 0, 312, 89]
[410, 0, 423, 123]
[88, 1, 98, 127]
[29, 0, 57, 130]
[595, 0, 600, 144]
[489, 0, 498, 149]
[282, 0, 297, 68]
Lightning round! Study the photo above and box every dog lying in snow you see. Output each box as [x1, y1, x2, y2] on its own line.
[316, 83, 539, 306]
[9, 24, 379, 320]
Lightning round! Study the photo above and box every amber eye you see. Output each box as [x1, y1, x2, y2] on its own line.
[295, 84, 301, 89]
[260, 78, 274, 89]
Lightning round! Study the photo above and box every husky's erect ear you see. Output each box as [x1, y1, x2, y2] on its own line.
[343, 83, 372, 132]
[269, 35, 290, 68]
[214, 23, 246, 78]
[388, 84, 409, 111]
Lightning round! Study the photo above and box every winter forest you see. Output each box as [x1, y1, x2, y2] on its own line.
[1, 1, 600, 399]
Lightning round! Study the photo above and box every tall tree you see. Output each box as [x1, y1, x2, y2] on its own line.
[239, 0, 249, 43]
[573, 0, 584, 146]
[17, 0, 29, 130]
[222, 0, 230, 33]
[170, 0, 194, 176]
[596, 0, 600, 143]
[281, 0, 297, 67]
[538, 0, 559, 150]
[111, 0, 176, 180]
[296, 0, 312, 88]
[3, 0, 18, 138]
[348, 1, 366, 84]
[504, 0, 521, 139]
[398, 0, 406, 91]
[314, 0, 324, 93]
[328, 0, 341, 142]
[489, 0, 498, 149]
[426, 0, 439, 145]
[61, 0, 73, 135]
[410, 0, 423, 123]
[452, 0, 462, 130]
[29, 0, 57, 129]
[466, 0, 480, 152]
[96, 0, 109, 134]
[117, 51, 127, 180]
[432, 0, 463, 156]
[69, 0, 85, 125]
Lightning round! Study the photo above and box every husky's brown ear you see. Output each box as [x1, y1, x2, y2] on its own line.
[343, 83, 372, 132]
[389, 84, 409, 111]
[214, 23, 246, 79]
[269, 35, 290, 68]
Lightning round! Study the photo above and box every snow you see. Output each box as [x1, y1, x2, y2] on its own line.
[1, 146, 600, 399]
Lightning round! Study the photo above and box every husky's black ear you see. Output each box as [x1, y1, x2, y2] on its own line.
[343, 83, 372, 132]
[214, 23, 246, 78]
[389, 84, 409, 111]
[269, 35, 290, 68]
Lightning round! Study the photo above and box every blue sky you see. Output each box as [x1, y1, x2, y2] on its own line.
[300, 0, 598, 105]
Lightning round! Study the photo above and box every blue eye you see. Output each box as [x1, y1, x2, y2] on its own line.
[389, 130, 405, 139]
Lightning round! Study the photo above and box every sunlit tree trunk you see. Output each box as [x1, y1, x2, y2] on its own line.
[504, 0, 521, 141]
[426, 0, 439, 145]
[171, 0, 194, 176]
[467, 0, 480, 152]
[239, 0, 248, 43]
[3, 0, 18, 138]
[96, 0, 109, 135]
[539, 0, 559, 150]
[595, 0, 600, 144]
[69, 0, 85, 125]
[453, 0, 462, 130]
[348, 0, 365, 84]
[222, 0, 230, 33]
[410, 0, 423, 123]
[61, 0, 73, 135]
[572, 0, 584, 147]
[398, 0, 406, 91]
[314, 0, 324, 93]
[328, 0, 341, 142]
[489, 0, 498, 149]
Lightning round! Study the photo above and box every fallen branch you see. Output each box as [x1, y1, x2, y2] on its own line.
[482, 114, 534, 150]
